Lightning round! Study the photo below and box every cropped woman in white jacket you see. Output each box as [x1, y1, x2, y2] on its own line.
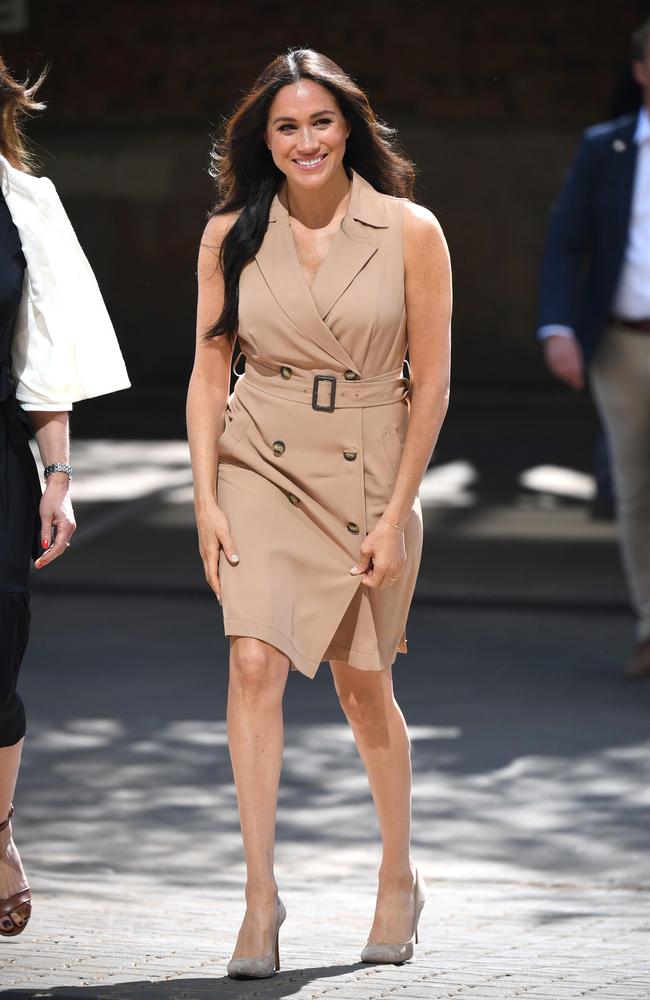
[0, 58, 129, 937]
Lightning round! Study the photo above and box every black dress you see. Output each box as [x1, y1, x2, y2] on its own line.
[0, 189, 41, 748]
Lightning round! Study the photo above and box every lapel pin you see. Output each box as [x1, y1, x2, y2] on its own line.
[613, 139, 627, 152]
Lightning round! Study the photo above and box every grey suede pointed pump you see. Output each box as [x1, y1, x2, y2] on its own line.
[226, 895, 286, 979]
[360, 868, 426, 965]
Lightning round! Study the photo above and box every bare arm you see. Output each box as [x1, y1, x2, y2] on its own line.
[351, 202, 451, 589]
[31, 411, 76, 568]
[186, 213, 240, 600]
[384, 203, 452, 526]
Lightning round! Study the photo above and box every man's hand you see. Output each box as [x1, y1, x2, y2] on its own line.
[543, 334, 585, 391]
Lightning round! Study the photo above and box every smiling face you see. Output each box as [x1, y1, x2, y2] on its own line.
[265, 79, 350, 189]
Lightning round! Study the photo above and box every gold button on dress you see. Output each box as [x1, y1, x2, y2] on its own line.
[216, 169, 423, 679]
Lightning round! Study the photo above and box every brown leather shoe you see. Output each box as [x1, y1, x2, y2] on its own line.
[624, 639, 650, 680]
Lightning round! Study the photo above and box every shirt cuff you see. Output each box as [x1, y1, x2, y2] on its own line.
[537, 325, 575, 340]
[19, 402, 73, 412]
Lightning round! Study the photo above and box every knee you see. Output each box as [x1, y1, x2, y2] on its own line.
[230, 638, 287, 702]
[336, 680, 388, 731]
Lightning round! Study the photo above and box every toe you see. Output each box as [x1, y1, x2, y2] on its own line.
[10, 910, 25, 927]
[1, 916, 15, 932]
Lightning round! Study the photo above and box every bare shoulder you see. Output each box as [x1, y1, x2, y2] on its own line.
[200, 210, 240, 252]
[402, 201, 450, 284]
[402, 200, 447, 249]
[198, 210, 241, 276]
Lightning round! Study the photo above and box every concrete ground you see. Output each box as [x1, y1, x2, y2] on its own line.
[1, 433, 649, 998]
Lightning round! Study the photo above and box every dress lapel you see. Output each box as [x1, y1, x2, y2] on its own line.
[309, 221, 378, 321]
[254, 169, 389, 371]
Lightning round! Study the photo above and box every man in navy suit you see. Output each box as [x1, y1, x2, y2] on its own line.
[539, 18, 650, 678]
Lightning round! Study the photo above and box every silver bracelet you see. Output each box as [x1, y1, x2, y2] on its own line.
[43, 462, 72, 481]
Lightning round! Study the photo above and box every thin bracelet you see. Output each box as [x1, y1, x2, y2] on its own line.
[43, 463, 72, 481]
[381, 515, 403, 530]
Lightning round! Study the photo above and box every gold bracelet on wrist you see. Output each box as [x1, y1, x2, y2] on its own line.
[381, 515, 402, 530]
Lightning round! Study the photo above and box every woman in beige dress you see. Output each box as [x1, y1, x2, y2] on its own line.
[186, 48, 451, 979]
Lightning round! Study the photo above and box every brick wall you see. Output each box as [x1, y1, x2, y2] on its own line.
[5, 0, 645, 124]
[1, 0, 648, 427]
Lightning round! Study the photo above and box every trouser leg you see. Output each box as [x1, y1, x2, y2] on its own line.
[594, 427, 615, 508]
[590, 326, 650, 640]
[0, 593, 29, 748]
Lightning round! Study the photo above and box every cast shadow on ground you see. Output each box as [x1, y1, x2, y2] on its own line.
[15, 586, 650, 891]
[1, 961, 370, 999]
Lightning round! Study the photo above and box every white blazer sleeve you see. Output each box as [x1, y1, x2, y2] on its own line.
[1, 157, 130, 411]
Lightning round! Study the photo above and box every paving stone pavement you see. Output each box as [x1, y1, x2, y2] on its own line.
[2, 876, 650, 998]
[1, 477, 649, 998]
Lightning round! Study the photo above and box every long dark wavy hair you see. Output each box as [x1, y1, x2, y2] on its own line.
[207, 48, 416, 339]
[0, 56, 47, 173]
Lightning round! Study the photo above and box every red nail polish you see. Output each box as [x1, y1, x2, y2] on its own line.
[42, 539, 49, 548]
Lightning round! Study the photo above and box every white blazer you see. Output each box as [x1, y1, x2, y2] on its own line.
[0, 154, 130, 411]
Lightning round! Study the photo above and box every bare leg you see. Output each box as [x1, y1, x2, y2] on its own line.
[330, 660, 416, 943]
[0, 739, 29, 931]
[227, 636, 290, 959]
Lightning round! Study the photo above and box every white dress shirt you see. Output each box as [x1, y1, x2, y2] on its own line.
[539, 106, 650, 341]
[0, 155, 130, 410]
[611, 107, 650, 319]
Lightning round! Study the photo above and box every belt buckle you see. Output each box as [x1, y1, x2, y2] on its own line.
[312, 374, 336, 412]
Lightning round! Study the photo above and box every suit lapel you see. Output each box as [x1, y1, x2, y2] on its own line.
[610, 117, 638, 246]
[254, 169, 388, 371]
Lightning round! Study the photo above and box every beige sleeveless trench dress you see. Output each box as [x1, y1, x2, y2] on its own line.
[216, 168, 423, 678]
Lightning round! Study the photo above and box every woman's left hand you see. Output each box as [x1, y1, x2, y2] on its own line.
[34, 476, 76, 569]
[349, 518, 407, 589]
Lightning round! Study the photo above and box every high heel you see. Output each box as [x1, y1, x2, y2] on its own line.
[360, 867, 426, 964]
[0, 806, 32, 938]
[226, 895, 286, 979]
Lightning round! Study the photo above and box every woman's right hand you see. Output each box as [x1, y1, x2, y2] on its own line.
[195, 499, 240, 604]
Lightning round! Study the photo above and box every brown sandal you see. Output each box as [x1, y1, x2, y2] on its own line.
[0, 805, 31, 937]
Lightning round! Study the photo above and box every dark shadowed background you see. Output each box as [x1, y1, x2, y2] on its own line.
[1, 0, 646, 445]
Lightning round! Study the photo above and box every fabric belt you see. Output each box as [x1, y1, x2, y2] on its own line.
[237, 357, 411, 410]
[610, 316, 650, 333]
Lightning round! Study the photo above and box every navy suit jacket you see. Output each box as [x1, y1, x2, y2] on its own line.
[538, 112, 639, 363]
